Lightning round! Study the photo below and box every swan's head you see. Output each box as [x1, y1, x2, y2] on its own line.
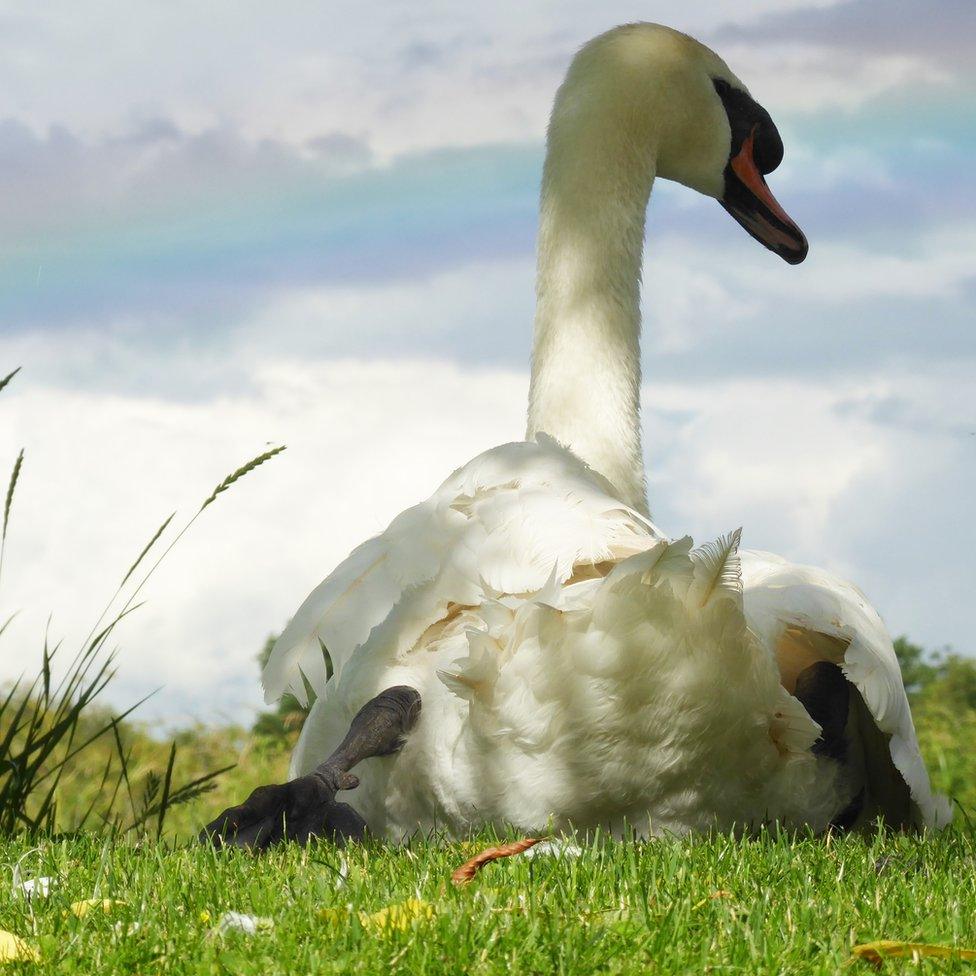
[554, 23, 808, 264]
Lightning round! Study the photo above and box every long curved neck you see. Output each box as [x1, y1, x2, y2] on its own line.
[526, 112, 656, 514]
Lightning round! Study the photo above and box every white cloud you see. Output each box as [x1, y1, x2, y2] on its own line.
[0, 1, 952, 159]
[654, 225, 976, 308]
[236, 256, 536, 358]
[0, 115, 371, 234]
[642, 248, 760, 354]
[716, 0, 976, 69]
[647, 376, 890, 550]
[744, 227, 976, 303]
[717, 43, 953, 115]
[0, 358, 526, 723]
[2, 353, 972, 724]
[644, 364, 976, 645]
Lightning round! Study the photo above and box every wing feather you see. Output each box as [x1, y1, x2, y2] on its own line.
[262, 437, 659, 705]
[741, 549, 951, 829]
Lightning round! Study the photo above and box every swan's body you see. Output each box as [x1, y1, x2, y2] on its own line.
[269, 437, 947, 836]
[260, 24, 949, 838]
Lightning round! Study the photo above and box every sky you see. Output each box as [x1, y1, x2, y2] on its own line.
[0, 0, 973, 728]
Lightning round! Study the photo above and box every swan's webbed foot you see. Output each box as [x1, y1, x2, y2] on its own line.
[199, 685, 421, 851]
[198, 767, 368, 849]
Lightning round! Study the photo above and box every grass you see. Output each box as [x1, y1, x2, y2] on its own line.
[3, 827, 976, 973]
[0, 676, 967, 974]
[0, 364, 290, 839]
[14, 713, 293, 841]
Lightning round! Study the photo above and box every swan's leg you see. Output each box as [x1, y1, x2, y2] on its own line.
[200, 685, 421, 850]
[793, 661, 849, 761]
[792, 661, 863, 829]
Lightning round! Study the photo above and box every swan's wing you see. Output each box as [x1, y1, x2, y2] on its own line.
[740, 549, 951, 829]
[260, 499, 467, 705]
[262, 437, 659, 705]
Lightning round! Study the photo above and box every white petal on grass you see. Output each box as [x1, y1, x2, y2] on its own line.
[16, 876, 53, 900]
[522, 840, 583, 859]
[213, 912, 274, 936]
[11, 850, 53, 901]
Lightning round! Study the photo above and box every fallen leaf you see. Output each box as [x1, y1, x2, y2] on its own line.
[319, 900, 435, 934]
[692, 890, 734, 911]
[0, 929, 39, 963]
[319, 906, 351, 925]
[452, 837, 545, 885]
[67, 899, 125, 918]
[359, 899, 435, 933]
[853, 941, 976, 967]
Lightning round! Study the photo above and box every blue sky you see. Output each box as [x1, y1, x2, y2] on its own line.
[0, 0, 973, 724]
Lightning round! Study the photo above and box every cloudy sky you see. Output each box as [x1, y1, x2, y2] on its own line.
[1, 0, 973, 727]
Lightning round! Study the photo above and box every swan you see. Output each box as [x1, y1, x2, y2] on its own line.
[203, 23, 949, 847]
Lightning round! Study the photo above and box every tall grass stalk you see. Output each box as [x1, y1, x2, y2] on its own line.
[0, 446, 23, 592]
[0, 366, 283, 838]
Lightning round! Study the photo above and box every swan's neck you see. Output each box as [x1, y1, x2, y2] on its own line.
[526, 120, 656, 514]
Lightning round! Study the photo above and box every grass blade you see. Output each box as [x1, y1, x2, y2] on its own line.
[0, 439, 284, 839]
[0, 367, 20, 395]
[0, 610, 19, 640]
[156, 743, 177, 840]
[2, 449, 23, 542]
[0, 448, 24, 589]
[119, 512, 176, 588]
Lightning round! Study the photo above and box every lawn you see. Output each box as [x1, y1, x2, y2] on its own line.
[2, 639, 976, 974]
[3, 827, 976, 973]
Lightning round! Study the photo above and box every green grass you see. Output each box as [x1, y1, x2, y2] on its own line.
[0, 365, 293, 841]
[3, 828, 976, 973]
[0, 704, 293, 842]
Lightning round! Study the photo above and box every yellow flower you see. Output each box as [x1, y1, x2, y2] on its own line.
[359, 899, 435, 933]
[67, 898, 124, 918]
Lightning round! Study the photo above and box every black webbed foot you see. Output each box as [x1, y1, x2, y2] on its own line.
[199, 766, 367, 850]
[199, 685, 421, 851]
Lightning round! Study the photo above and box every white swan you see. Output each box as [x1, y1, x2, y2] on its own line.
[210, 24, 949, 845]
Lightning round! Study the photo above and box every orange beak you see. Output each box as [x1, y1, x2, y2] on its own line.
[721, 127, 808, 264]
